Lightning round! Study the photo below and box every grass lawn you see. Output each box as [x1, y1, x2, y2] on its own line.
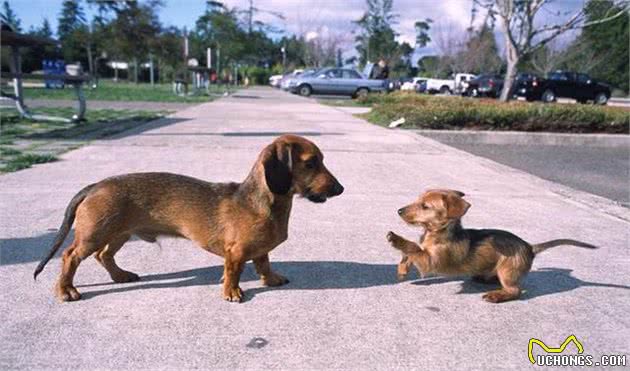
[0, 107, 170, 172]
[317, 97, 371, 107]
[20, 81, 234, 103]
[358, 92, 629, 134]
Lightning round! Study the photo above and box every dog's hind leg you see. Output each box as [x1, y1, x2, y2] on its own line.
[55, 237, 102, 302]
[482, 265, 522, 303]
[95, 234, 139, 283]
[254, 254, 289, 287]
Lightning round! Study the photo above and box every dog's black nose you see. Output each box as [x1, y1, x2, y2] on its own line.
[398, 208, 404, 215]
[331, 182, 344, 196]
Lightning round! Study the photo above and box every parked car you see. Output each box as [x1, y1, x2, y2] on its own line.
[401, 77, 428, 91]
[516, 71, 611, 105]
[425, 73, 476, 94]
[416, 79, 428, 93]
[289, 67, 387, 97]
[465, 74, 504, 98]
[390, 77, 411, 91]
[269, 74, 284, 87]
[278, 69, 305, 90]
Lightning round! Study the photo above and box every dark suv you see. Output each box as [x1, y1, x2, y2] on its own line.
[465, 74, 504, 98]
[516, 71, 611, 105]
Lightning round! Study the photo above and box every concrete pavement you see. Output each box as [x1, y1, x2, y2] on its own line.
[1, 87, 629, 370]
[418, 130, 630, 206]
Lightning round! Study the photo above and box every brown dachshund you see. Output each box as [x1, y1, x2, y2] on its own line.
[34, 135, 344, 303]
[387, 189, 596, 303]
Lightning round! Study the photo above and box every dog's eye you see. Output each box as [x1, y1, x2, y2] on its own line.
[305, 158, 318, 169]
[420, 203, 428, 210]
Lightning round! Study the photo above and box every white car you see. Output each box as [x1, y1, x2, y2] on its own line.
[400, 77, 428, 91]
[426, 73, 476, 95]
[279, 69, 305, 90]
[269, 74, 284, 87]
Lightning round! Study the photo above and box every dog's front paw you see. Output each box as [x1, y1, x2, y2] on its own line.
[262, 272, 290, 287]
[386, 231, 400, 242]
[223, 287, 244, 303]
[387, 231, 406, 248]
[56, 284, 81, 302]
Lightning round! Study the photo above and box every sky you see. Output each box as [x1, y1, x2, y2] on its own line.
[7, 0, 584, 61]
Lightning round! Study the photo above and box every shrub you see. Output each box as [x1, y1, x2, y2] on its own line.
[245, 66, 272, 85]
[359, 92, 629, 134]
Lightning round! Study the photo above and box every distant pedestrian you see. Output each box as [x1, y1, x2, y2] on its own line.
[376, 59, 389, 80]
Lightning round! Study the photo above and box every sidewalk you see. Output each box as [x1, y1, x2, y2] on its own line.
[1, 87, 628, 370]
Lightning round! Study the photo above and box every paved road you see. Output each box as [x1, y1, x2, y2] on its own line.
[1, 87, 628, 370]
[420, 135, 630, 207]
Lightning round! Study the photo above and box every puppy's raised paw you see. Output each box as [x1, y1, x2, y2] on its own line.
[387, 231, 407, 250]
[386, 231, 401, 243]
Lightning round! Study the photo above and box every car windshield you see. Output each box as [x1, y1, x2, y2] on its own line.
[300, 69, 319, 77]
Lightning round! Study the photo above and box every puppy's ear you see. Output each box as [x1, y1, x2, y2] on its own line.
[444, 192, 470, 219]
[427, 189, 465, 198]
[262, 141, 293, 195]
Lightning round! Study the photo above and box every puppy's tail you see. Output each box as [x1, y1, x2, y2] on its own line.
[531, 239, 598, 255]
[33, 184, 95, 280]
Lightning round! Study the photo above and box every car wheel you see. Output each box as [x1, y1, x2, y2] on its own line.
[298, 84, 312, 97]
[525, 96, 536, 102]
[439, 86, 451, 95]
[354, 87, 369, 99]
[542, 89, 556, 103]
[595, 92, 608, 105]
[471, 88, 479, 97]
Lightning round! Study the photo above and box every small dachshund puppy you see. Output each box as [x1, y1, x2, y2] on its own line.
[34, 135, 344, 303]
[387, 189, 597, 303]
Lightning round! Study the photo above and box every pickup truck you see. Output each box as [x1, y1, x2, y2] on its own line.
[425, 73, 476, 94]
[516, 71, 611, 105]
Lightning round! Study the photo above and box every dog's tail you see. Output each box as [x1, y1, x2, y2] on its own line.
[531, 239, 598, 255]
[33, 184, 95, 280]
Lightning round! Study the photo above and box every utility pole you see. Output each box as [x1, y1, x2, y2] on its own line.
[281, 46, 286, 73]
[248, 0, 254, 34]
[149, 54, 154, 86]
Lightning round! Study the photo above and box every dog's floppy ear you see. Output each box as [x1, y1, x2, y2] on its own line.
[262, 141, 293, 195]
[444, 191, 470, 218]
[428, 189, 465, 198]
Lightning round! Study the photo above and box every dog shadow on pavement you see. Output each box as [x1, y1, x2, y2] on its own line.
[78, 261, 402, 301]
[407, 267, 630, 301]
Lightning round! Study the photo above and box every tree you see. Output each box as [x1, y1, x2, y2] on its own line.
[526, 42, 564, 75]
[353, 0, 400, 64]
[473, 0, 629, 101]
[414, 18, 432, 48]
[578, 0, 629, 92]
[1, 0, 21, 31]
[38, 18, 53, 38]
[104, 1, 163, 82]
[417, 55, 445, 77]
[57, 0, 87, 63]
[461, 23, 502, 74]
[21, 18, 60, 72]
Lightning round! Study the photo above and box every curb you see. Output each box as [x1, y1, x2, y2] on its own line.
[393, 129, 630, 223]
[414, 129, 629, 148]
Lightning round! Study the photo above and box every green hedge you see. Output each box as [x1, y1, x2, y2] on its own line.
[359, 92, 629, 134]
